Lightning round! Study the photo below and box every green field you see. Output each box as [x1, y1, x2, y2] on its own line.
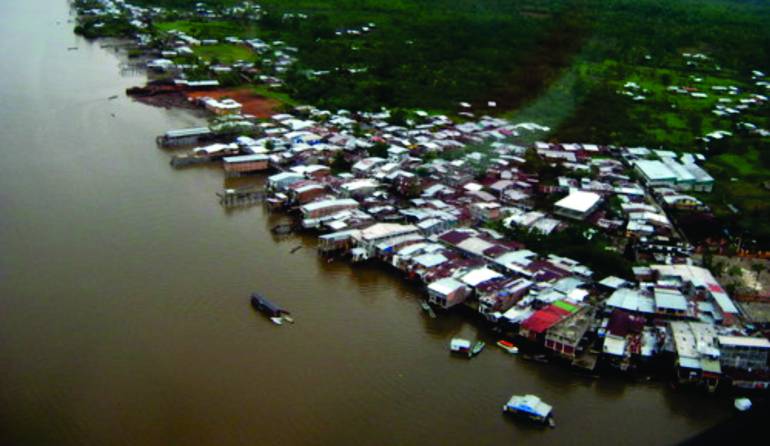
[192, 44, 256, 64]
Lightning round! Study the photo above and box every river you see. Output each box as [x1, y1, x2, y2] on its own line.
[0, 1, 733, 445]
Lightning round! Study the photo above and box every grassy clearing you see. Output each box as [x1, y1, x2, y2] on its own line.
[193, 44, 257, 64]
[155, 20, 260, 40]
[713, 150, 767, 177]
[251, 85, 299, 107]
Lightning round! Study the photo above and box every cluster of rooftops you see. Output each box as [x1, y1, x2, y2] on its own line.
[86, 0, 770, 390]
[156, 100, 770, 389]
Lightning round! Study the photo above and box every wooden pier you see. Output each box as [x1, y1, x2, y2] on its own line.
[156, 127, 213, 148]
[170, 154, 213, 168]
[217, 187, 265, 208]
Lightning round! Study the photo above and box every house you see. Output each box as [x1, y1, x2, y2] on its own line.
[470, 202, 502, 222]
[340, 178, 380, 198]
[267, 172, 305, 191]
[478, 278, 533, 316]
[352, 157, 387, 176]
[427, 277, 470, 309]
[717, 336, 770, 372]
[553, 190, 602, 220]
[289, 182, 327, 204]
[669, 321, 721, 391]
[202, 97, 242, 115]
[222, 154, 269, 175]
[300, 198, 359, 219]
[601, 309, 648, 369]
[353, 223, 421, 257]
[635, 160, 677, 187]
[605, 288, 655, 315]
[654, 287, 690, 317]
[544, 305, 593, 359]
[458, 267, 504, 291]
[520, 300, 579, 341]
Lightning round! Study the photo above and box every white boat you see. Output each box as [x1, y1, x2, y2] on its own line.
[734, 398, 752, 412]
[270, 317, 284, 325]
[449, 338, 472, 355]
[503, 394, 554, 426]
[496, 340, 519, 354]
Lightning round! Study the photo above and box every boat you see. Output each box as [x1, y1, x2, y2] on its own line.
[734, 398, 752, 412]
[496, 340, 519, 354]
[282, 315, 295, 324]
[502, 394, 554, 426]
[420, 300, 437, 319]
[250, 293, 290, 324]
[449, 338, 472, 355]
[470, 341, 486, 357]
[521, 353, 549, 363]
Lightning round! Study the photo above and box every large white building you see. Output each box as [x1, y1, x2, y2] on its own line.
[634, 159, 714, 192]
[553, 190, 602, 220]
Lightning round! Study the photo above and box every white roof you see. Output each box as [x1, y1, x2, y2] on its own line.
[599, 276, 629, 289]
[428, 277, 466, 296]
[501, 306, 535, 324]
[603, 335, 627, 356]
[650, 264, 738, 314]
[494, 249, 537, 269]
[654, 288, 689, 311]
[358, 223, 418, 241]
[341, 178, 380, 191]
[606, 288, 655, 313]
[450, 338, 471, 349]
[300, 198, 358, 213]
[718, 336, 770, 349]
[456, 237, 495, 257]
[460, 267, 503, 287]
[268, 172, 304, 183]
[670, 321, 719, 360]
[635, 160, 676, 181]
[554, 190, 602, 213]
[193, 143, 238, 155]
[413, 253, 448, 268]
[504, 394, 552, 418]
[223, 154, 269, 163]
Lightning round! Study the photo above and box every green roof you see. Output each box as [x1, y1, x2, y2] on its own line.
[553, 300, 578, 313]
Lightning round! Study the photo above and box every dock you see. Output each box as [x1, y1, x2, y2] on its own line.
[156, 127, 213, 148]
[170, 154, 213, 168]
[217, 187, 265, 207]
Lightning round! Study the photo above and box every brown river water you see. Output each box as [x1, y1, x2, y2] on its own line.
[0, 1, 733, 445]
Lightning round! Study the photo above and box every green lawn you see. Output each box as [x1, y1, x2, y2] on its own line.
[251, 85, 299, 107]
[193, 44, 257, 64]
[155, 20, 260, 40]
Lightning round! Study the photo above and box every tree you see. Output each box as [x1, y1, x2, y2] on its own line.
[330, 152, 350, 174]
[750, 262, 766, 283]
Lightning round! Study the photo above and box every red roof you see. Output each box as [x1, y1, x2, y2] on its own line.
[707, 283, 724, 293]
[439, 230, 471, 245]
[521, 304, 574, 334]
[522, 309, 561, 334]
